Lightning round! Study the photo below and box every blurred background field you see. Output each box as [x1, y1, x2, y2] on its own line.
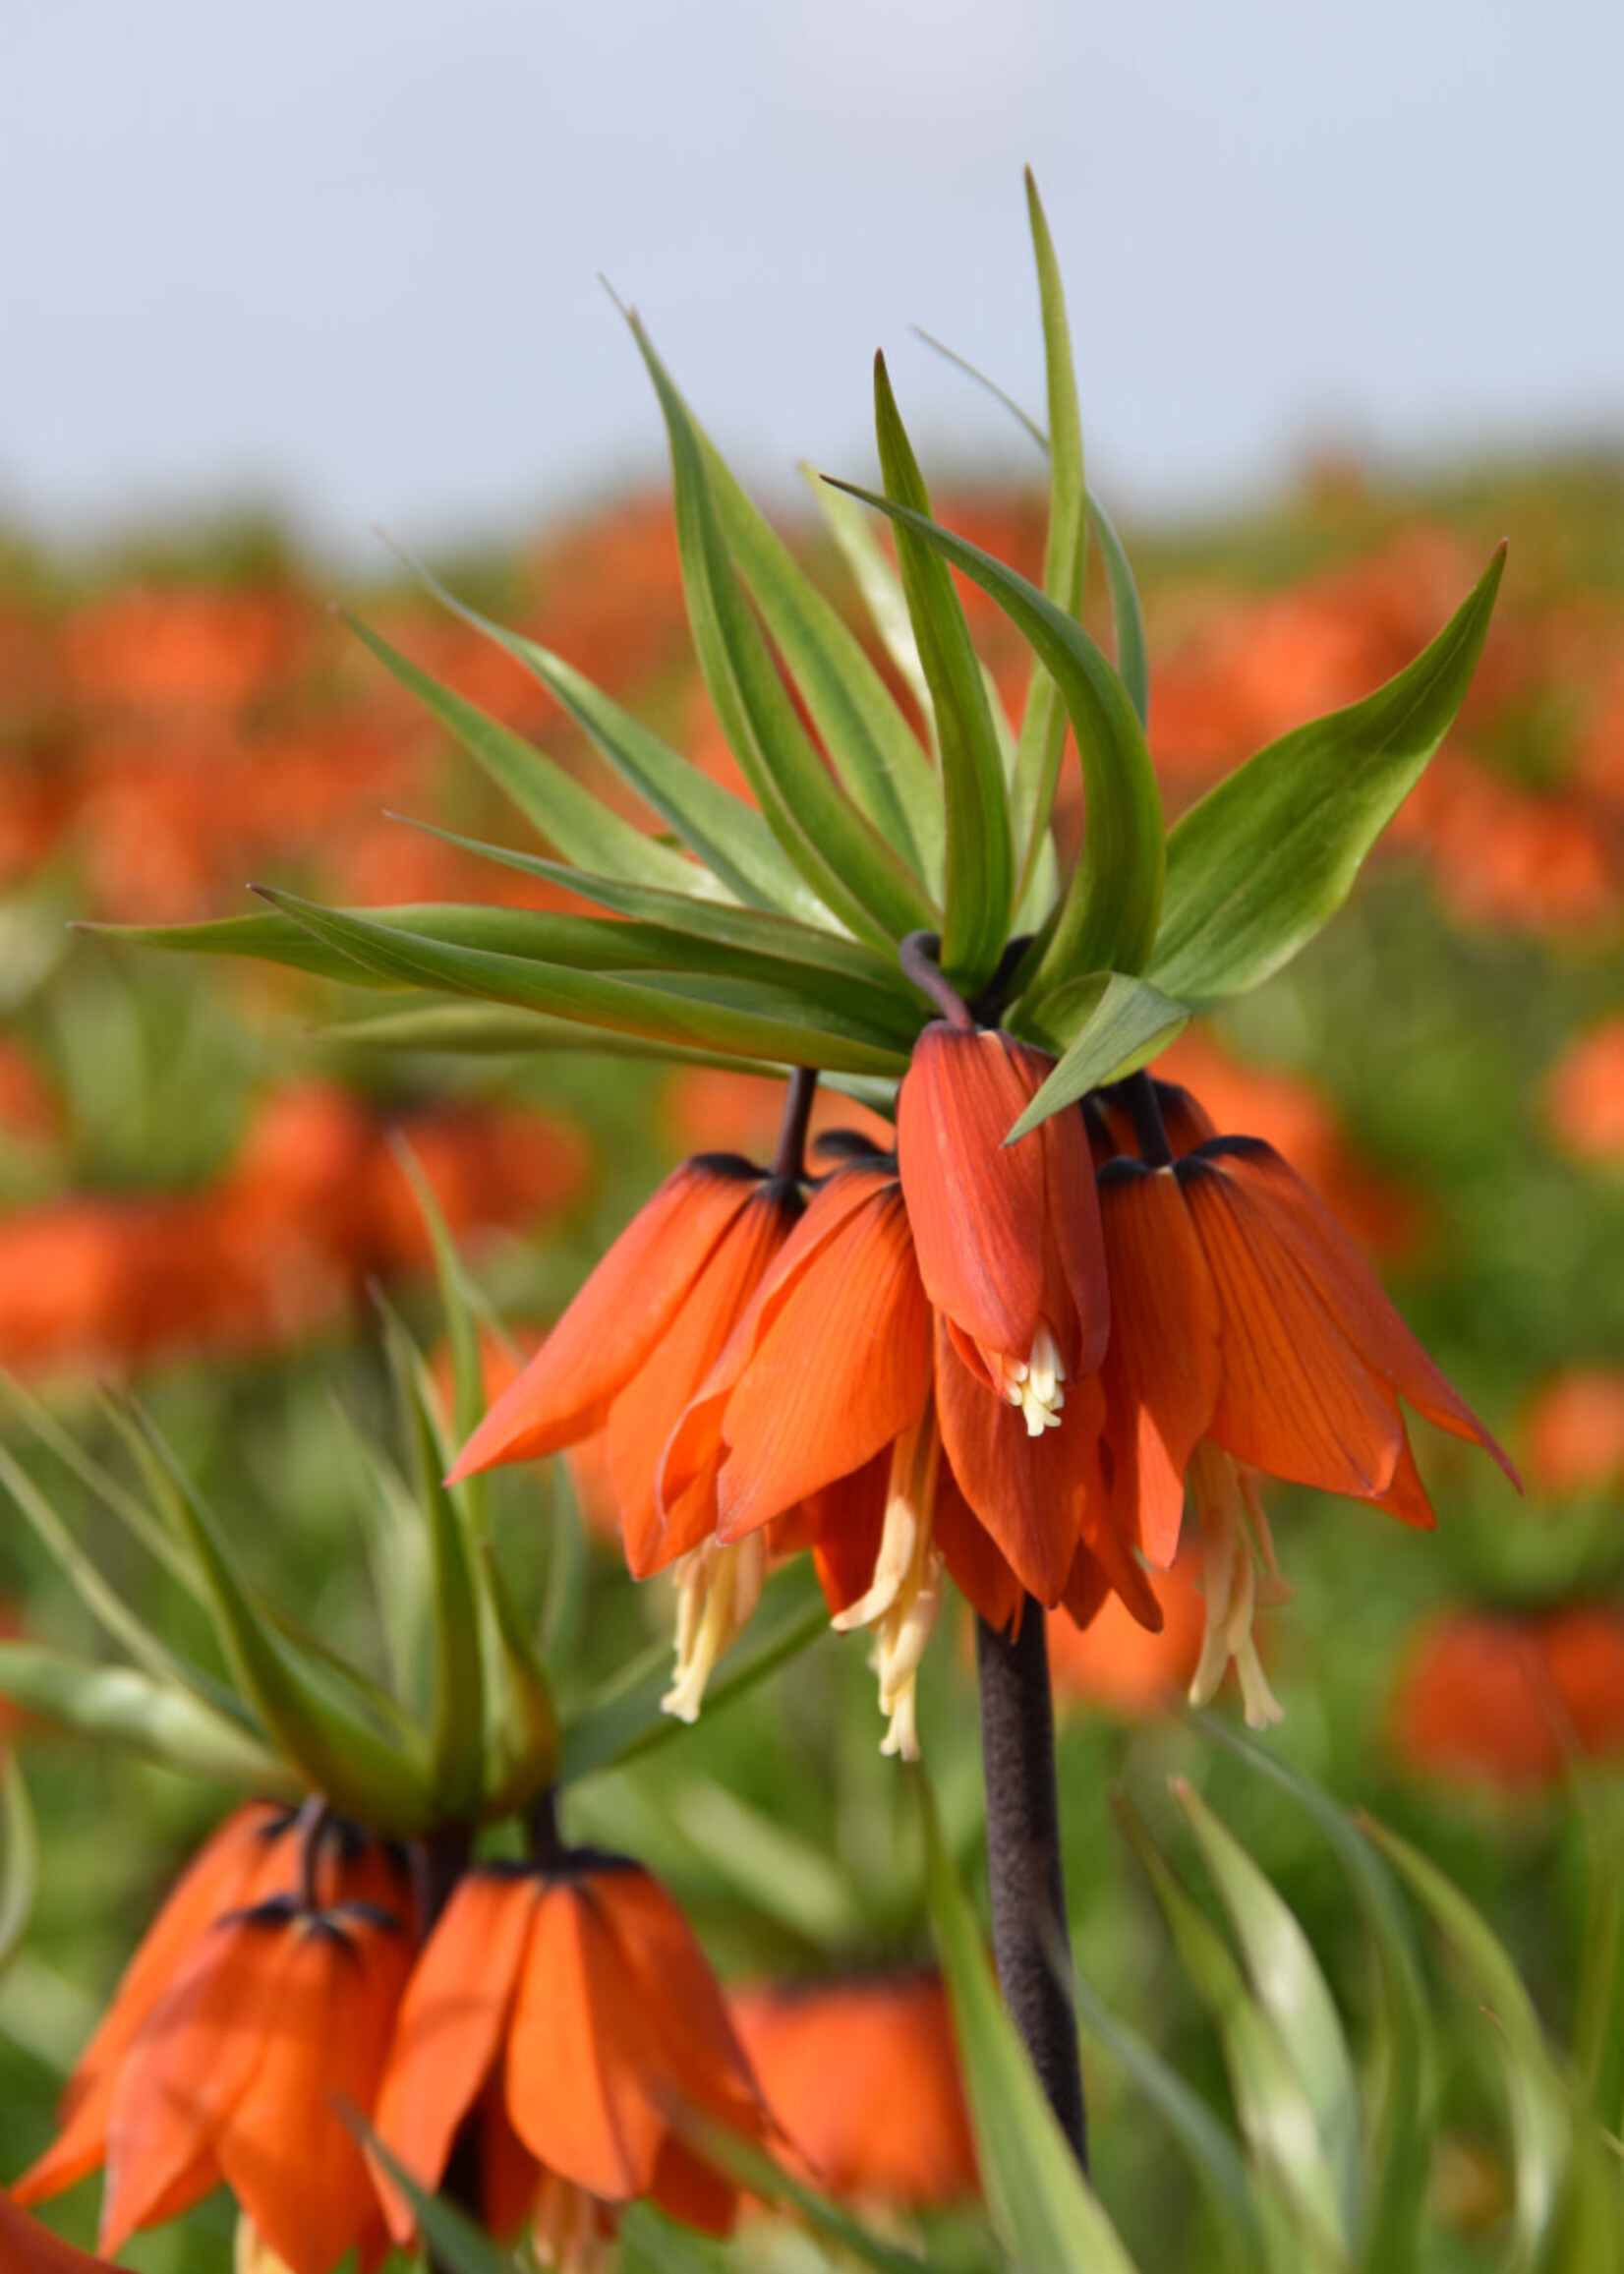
[0, 448, 1620, 2268]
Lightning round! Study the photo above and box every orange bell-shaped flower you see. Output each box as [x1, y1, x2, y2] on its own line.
[449, 1153, 803, 1575]
[374, 1853, 769, 2264]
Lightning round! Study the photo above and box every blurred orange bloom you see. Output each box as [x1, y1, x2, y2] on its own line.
[662, 1067, 895, 1164]
[1523, 1369, 1624, 1496]
[729, 1973, 977, 2208]
[1545, 1019, 1624, 1165]
[16, 1810, 415, 2274]
[375, 1859, 768, 2263]
[1047, 1552, 1208, 1716]
[1391, 1603, 1624, 1788]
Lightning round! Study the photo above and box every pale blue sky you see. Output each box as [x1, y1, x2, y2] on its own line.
[3, 0, 1619, 559]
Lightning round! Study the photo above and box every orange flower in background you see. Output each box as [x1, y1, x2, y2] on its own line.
[1047, 1551, 1208, 1717]
[729, 1973, 977, 2208]
[1523, 1368, 1624, 1496]
[450, 1153, 804, 1580]
[375, 1859, 768, 2263]
[1545, 1018, 1624, 1165]
[16, 1812, 415, 2274]
[1391, 1603, 1624, 1789]
[661, 1067, 896, 1163]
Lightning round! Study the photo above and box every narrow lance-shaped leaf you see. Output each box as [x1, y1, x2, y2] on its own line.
[1012, 170, 1088, 892]
[919, 1770, 1144, 2274]
[1191, 1712, 1433, 2274]
[1006, 972, 1189, 1140]
[1117, 1795, 1349, 2270]
[340, 611, 714, 899]
[1089, 493, 1150, 728]
[872, 355, 1014, 992]
[252, 888, 913, 1077]
[827, 480, 1165, 996]
[0, 1645, 292, 1790]
[380, 549, 821, 919]
[1149, 549, 1506, 1009]
[630, 315, 938, 946]
[125, 1404, 435, 1833]
[0, 1757, 37, 1975]
[700, 426, 942, 883]
[1174, 1778, 1363, 2248]
[668, 2114, 930, 2274]
[806, 465, 938, 750]
[1362, 1813, 1572, 2274]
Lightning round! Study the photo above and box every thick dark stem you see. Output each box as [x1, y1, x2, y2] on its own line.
[1121, 1069, 1173, 1167]
[899, 931, 977, 1030]
[417, 1823, 480, 2267]
[975, 1602, 1088, 2172]
[771, 1066, 819, 1182]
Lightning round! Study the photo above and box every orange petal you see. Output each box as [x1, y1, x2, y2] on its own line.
[897, 1024, 1049, 1364]
[505, 1882, 667, 2202]
[1369, 1428, 1438, 1530]
[449, 1159, 768, 1480]
[481, 2078, 542, 2242]
[934, 1464, 1024, 1634]
[1178, 1153, 1403, 1496]
[1040, 1101, 1110, 1378]
[933, 1318, 1089, 1605]
[0, 2190, 138, 2274]
[1155, 1081, 1218, 1156]
[215, 1913, 415, 2274]
[610, 1187, 799, 1575]
[658, 1165, 891, 1527]
[1098, 1163, 1220, 1568]
[648, 2135, 740, 2236]
[804, 1455, 890, 1615]
[1207, 1137, 1518, 1485]
[591, 1869, 761, 2132]
[716, 1181, 932, 1538]
[373, 1871, 539, 2240]
[1059, 1541, 1112, 1632]
[99, 1916, 294, 2256]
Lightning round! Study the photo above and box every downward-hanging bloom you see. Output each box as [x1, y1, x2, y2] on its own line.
[1391, 1602, 1624, 1789]
[729, 1973, 977, 2208]
[657, 1120, 1156, 1754]
[1089, 1079, 1517, 1720]
[15, 1811, 415, 2274]
[449, 1153, 803, 1580]
[374, 1855, 769, 2268]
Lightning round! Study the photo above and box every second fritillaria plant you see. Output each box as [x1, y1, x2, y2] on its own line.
[96, 175, 1516, 2204]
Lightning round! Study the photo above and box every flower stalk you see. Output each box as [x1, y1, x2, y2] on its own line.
[974, 1601, 1088, 2172]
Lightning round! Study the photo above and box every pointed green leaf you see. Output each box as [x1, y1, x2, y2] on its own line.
[323, 999, 782, 1072]
[1173, 1778, 1363, 2245]
[631, 317, 938, 946]
[0, 1437, 246, 1722]
[252, 889, 912, 1076]
[1071, 1964, 1271, 2274]
[701, 429, 942, 884]
[1006, 973, 1189, 1139]
[329, 1395, 430, 1714]
[807, 465, 937, 739]
[670, 2113, 929, 2274]
[0, 1756, 37, 1975]
[341, 611, 712, 898]
[1012, 172, 1088, 893]
[0, 1367, 197, 1590]
[828, 479, 1164, 988]
[1191, 1712, 1433, 2274]
[919, 1770, 1143, 2274]
[126, 1407, 435, 1833]
[378, 1305, 486, 1818]
[350, 2124, 518, 2274]
[475, 1542, 560, 1816]
[1089, 495, 1150, 728]
[558, 1563, 828, 1786]
[1149, 549, 1506, 1008]
[1363, 1814, 1571, 2273]
[872, 356, 1013, 991]
[382, 818, 912, 996]
[1119, 1796, 1348, 2267]
[0, 1645, 292, 1789]
[673, 1778, 864, 1945]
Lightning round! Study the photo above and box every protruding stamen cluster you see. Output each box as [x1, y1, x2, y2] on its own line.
[534, 2174, 611, 2274]
[1187, 1442, 1292, 1730]
[664, 1533, 767, 1723]
[832, 1408, 946, 1759]
[994, 1320, 1067, 1438]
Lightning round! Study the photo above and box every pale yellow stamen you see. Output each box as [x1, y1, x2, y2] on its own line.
[834, 1408, 945, 1758]
[1188, 1443, 1289, 1730]
[994, 1319, 1067, 1437]
[236, 2219, 295, 2274]
[533, 2172, 612, 2274]
[663, 1532, 766, 1723]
